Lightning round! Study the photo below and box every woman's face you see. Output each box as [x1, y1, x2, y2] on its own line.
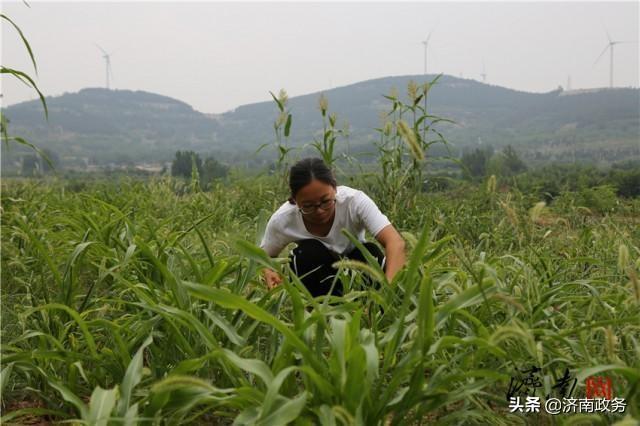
[295, 179, 336, 225]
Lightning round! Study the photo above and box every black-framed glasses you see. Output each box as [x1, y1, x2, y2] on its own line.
[298, 199, 336, 215]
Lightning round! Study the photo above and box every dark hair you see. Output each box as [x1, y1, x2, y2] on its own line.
[288, 157, 337, 204]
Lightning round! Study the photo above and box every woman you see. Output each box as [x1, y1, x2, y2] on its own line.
[260, 157, 406, 297]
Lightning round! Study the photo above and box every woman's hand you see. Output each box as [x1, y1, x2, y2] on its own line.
[375, 224, 406, 282]
[262, 268, 282, 289]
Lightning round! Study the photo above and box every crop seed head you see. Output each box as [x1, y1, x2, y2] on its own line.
[329, 113, 337, 128]
[278, 89, 289, 106]
[407, 80, 418, 102]
[383, 121, 393, 137]
[486, 175, 497, 194]
[604, 327, 619, 362]
[397, 120, 424, 161]
[618, 243, 630, 272]
[499, 197, 519, 228]
[318, 94, 329, 115]
[529, 201, 547, 224]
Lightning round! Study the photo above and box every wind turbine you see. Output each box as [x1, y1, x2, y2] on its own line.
[95, 44, 114, 89]
[422, 32, 432, 75]
[480, 60, 487, 83]
[593, 30, 634, 88]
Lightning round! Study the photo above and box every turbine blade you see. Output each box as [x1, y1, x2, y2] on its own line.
[94, 43, 107, 55]
[600, 20, 612, 43]
[605, 29, 612, 43]
[593, 44, 609, 65]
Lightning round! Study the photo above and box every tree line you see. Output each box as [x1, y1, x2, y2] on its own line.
[170, 150, 229, 184]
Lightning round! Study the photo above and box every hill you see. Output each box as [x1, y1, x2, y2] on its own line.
[217, 75, 639, 163]
[2, 88, 220, 168]
[2, 75, 638, 171]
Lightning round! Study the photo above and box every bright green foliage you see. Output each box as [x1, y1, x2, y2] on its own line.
[1, 173, 639, 424]
[370, 76, 458, 219]
[309, 94, 349, 170]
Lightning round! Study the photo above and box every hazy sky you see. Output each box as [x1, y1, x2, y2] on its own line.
[2, 1, 638, 114]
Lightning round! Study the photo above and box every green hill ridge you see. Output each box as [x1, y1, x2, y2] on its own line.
[2, 74, 638, 171]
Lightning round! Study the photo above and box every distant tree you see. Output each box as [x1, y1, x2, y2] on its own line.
[501, 145, 528, 176]
[613, 169, 640, 198]
[461, 145, 493, 178]
[171, 150, 202, 178]
[201, 156, 229, 182]
[487, 145, 527, 177]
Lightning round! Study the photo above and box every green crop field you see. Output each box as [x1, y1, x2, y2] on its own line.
[2, 68, 640, 425]
[2, 3, 639, 423]
[1, 168, 639, 425]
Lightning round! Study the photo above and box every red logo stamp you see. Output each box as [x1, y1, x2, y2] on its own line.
[585, 376, 613, 399]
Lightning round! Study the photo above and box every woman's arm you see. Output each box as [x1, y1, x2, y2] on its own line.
[259, 215, 287, 289]
[375, 224, 406, 282]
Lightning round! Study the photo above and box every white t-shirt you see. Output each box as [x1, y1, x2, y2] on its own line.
[260, 185, 391, 257]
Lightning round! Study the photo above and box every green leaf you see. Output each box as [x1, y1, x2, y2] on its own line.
[204, 309, 246, 346]
[416, 273, 434, 354]
[147, 375, 233, 417]
[195, 225, 215, 268]
[0, 66, 48, 119]
[340, 229, 387, 286]
[88, 386, 118, 426]
[25, 304, 98, 357]
[204, 260, 231, 287]
[221, 348, 274, 386]
[435, 280, 497, 328]
[62, 241, 96, 306]
[117, 335, 153, 417]
[48, 378, 88, 419]
[260, 366, 298, 416]
[259, 392, 308, 425]
[256, 142, 271, 154]
[0, 408, 69, 423]
[182, 282, 324, 374]
[284, 113, 292, 137]
[576, 364, 640, 382]
[317, 405, 337, 426]
[404, 223, 431, 288]
[234, 239, 278, 270]
[1, 14, 38, 74]
[360, 330, 379, 383]
[0, 363, 13, 396]
[143, 302, 220, 351]
[16, 218, 62, 289]
[269, 91, 284, 112]
[3, 136, 55, 170]
[123, 403, 139, 426]
[135, 238, 188, 309]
